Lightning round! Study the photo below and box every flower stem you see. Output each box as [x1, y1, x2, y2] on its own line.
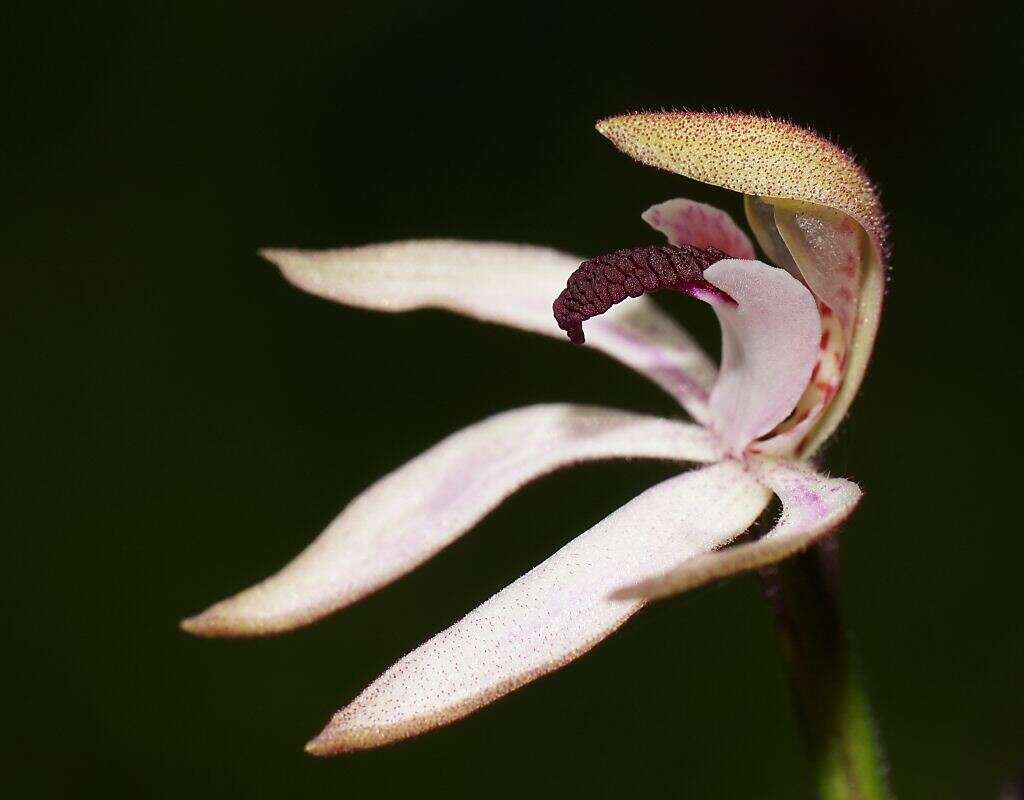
[760, 541, 892, 800]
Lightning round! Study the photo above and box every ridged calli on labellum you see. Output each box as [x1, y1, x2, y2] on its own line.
[183, 112, 887, 756]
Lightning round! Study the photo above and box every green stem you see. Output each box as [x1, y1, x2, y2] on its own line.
[760, 541, 892, 800]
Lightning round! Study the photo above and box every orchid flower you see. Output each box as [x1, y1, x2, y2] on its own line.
[183, 111, 888, 759]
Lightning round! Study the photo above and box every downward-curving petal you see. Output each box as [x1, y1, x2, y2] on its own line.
[618, 458, 861, 601]
[702, 260, 821, 454]
[642, 198, 755, 259]
[305, 460, 771, 754]
[181, 404, 723, 638]
[262, 240, 717, 422]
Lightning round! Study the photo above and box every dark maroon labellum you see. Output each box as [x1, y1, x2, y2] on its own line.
[552, 244, 731, 344]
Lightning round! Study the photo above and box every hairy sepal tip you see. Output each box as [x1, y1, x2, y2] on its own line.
[596, 111, 887, 255]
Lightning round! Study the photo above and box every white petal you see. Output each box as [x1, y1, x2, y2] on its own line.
[753, 304, 845, 456]
[263, 240, 717, 420]
[620, 458, 862, 601]
[305, 460, 770, 753]
[703, 260, 821, 454]
[181, 404, 722, 637]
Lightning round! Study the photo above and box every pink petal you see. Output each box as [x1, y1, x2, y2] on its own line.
[304, 461, 770, 754]
[702, 260, 821, 454]
[181, 404, 723, 637]
[262, 241, 717, 422]
[618, 459, 862, 601]
[806, 258, 884, 455]
[750, 393, 826, 456]
[642, 198, 755, 259]
[753, 303, 845, 456]
[744, 197, 881, 456]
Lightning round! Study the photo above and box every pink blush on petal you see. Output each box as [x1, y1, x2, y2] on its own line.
[643, 198, 756, 259]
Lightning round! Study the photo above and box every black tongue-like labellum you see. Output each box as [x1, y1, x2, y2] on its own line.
[552, 244, 732, 344]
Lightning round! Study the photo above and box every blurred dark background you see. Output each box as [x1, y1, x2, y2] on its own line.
[5, 1, 1020, 797]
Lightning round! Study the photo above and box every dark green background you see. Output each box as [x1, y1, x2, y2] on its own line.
[6, 1, 1020, 797]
